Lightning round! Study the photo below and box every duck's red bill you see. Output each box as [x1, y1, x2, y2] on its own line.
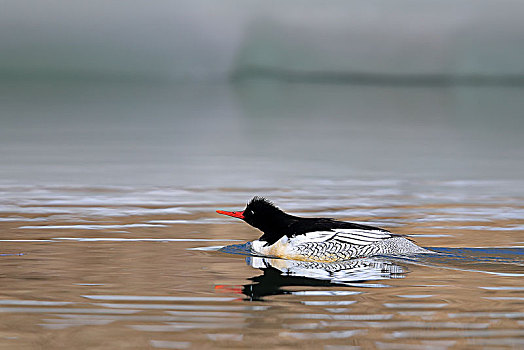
[216, 210, 245, 219]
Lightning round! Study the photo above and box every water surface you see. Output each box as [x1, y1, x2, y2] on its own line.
[1, 81, 523, 349]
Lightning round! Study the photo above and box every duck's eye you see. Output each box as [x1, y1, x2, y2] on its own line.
[249, 210, 255, 215]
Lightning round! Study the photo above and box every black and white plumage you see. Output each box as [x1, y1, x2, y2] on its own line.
[217, 197, 429, 262]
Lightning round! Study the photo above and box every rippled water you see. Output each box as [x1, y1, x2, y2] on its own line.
[1, 81, 524, 348]
[1, 182, 523, 349]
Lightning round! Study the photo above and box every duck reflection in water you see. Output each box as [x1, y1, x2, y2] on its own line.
[232, 256, 406, 301]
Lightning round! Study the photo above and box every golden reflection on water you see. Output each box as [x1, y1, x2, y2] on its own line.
[0, 185, 523, 349]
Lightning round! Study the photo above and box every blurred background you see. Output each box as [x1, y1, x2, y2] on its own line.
[1, 0, 524, 187]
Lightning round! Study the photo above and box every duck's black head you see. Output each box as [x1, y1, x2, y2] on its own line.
[217, 197, 293, 242]
[242, 197, 287, 229]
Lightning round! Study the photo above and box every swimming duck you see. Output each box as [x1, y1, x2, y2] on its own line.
[217, 197, 429, 262]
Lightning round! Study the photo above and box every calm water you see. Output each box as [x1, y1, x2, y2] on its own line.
[1, 81, 524, 349]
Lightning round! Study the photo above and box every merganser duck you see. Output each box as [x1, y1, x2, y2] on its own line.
[217, 197, 430, 262]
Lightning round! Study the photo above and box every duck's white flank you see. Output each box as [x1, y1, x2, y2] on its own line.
[251, 228, 428, 262]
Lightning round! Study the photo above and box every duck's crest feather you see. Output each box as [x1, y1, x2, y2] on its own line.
[249, 196, 277, 209]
